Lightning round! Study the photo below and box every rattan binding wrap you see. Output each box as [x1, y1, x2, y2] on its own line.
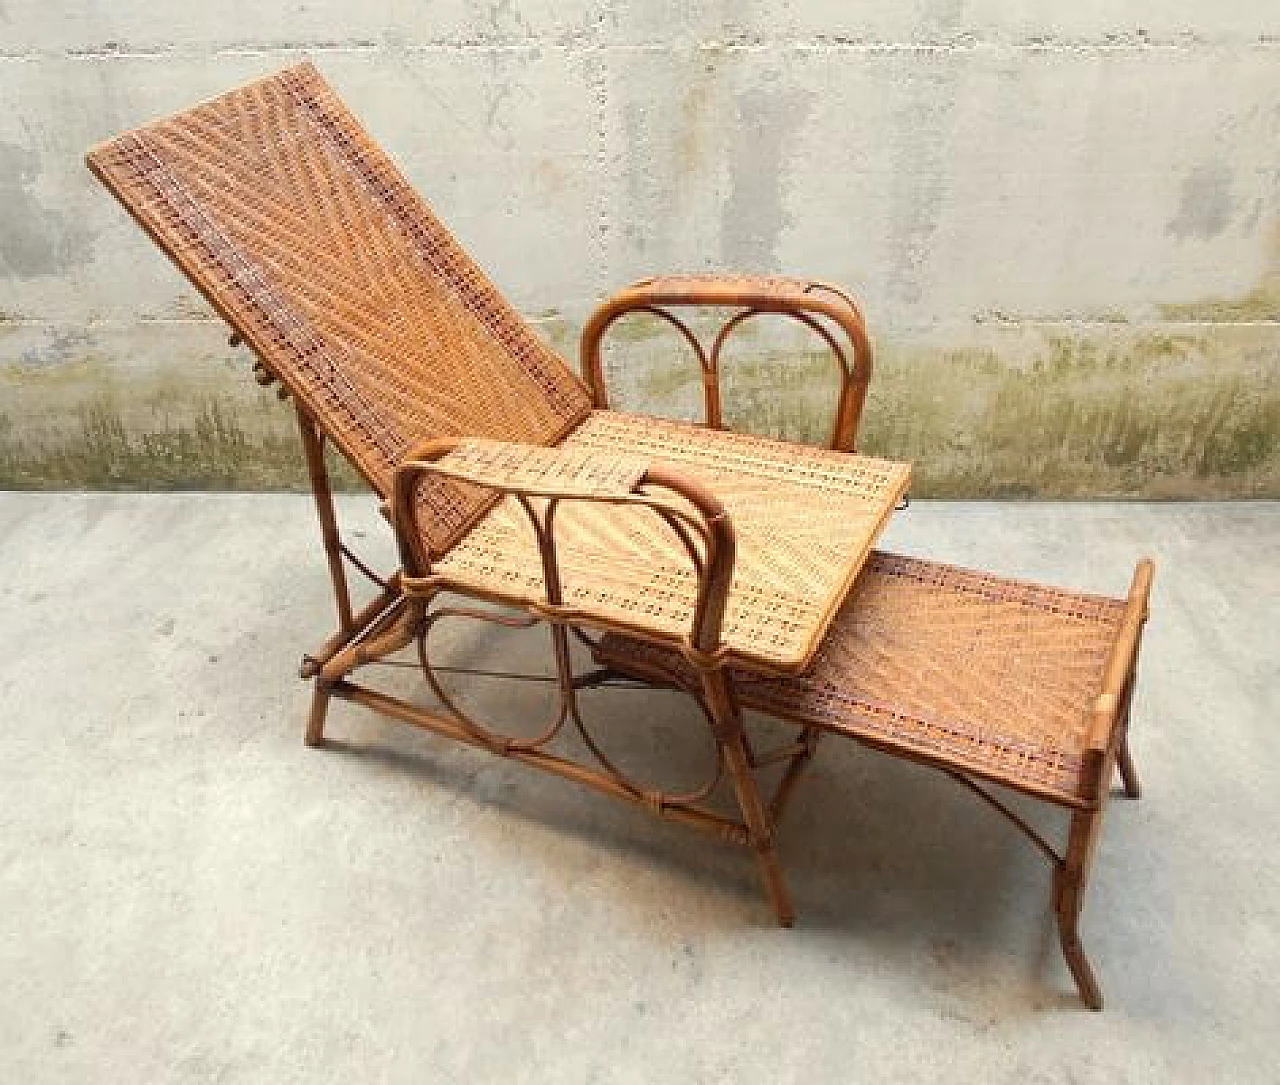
[86, 62, 591, 552]
[595, 551, 1130, 804]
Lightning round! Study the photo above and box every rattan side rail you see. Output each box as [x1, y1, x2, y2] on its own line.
[86, 62, 1154, 1011]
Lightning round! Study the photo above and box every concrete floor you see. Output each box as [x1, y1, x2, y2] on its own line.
[0, 494, 1276, 1083]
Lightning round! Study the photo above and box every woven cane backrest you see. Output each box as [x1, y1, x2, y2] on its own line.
[87, 62, 591, 550]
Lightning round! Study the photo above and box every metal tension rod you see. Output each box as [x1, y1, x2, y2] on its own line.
[945, 770, 1064, 867]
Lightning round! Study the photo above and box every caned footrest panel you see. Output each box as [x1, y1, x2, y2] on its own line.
[594, 551, 1132, 806]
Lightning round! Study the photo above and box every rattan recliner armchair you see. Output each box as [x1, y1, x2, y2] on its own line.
[88, 62, 1153, 1009]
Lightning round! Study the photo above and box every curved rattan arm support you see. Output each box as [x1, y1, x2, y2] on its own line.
[390, 439, 738, 658]
[581, 274, 874, 452]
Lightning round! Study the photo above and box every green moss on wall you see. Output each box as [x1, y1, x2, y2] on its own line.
[0, 357, 365, 491]
[861, 332, 1277, 498]
[620, 326, 1278, 498]
[2, 314, 1275, 498]
[1158, 274, 1280, 323]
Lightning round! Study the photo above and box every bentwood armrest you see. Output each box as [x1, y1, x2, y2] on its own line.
[391, 438, 739, 658]
[581, 274, 874, 451]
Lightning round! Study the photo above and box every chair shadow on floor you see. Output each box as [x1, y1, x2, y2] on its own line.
[312, 649, 1136, 1013]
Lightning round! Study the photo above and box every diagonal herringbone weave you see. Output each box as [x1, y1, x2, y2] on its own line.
[593, 551, 1130, 802]
[87, 62, 592, 552]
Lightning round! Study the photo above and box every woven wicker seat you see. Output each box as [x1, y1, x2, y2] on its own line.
[595, 551, 1131, 806]
[87, 62, 1153, 1010]
[433, 411, 909, 672]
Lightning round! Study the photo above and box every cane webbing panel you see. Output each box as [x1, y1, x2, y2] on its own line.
[594, 552, 1130, 804]
[433, 439, 648, 499]
[427, 412, 911, 672]
[87, 62, 591, 551]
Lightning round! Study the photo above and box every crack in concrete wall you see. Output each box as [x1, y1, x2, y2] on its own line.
[6, 35, 1280, 62]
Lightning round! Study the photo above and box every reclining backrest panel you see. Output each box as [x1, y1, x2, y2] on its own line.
[87, 62, 592, 551]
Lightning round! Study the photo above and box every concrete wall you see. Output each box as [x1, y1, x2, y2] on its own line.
[2, 3, 1278, 496]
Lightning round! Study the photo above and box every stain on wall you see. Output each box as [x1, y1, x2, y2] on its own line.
[2, 301, 1277, 496]
[1160, 221, 1280, 322]
[0, 350, 361, 491]
[720, 83, 813, 270]
[863, 332, 1277, 498]
[0, 141, 94, 278]
[1167, 163, 1235, 241]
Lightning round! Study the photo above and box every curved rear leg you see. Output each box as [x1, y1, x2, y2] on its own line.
[1116, 727, 1141, 799]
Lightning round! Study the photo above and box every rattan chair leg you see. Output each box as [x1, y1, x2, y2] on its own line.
[1056, 903, 1103, 1012]
[1054, 807, 1105, 1010]
[297, 405, 356, 636]
[699, 667, 796, 927]
[1116, 727, 1141, 800]
[768, 728, 821, 828]
[724, 734, 795, 927]
[305, 680, 332, 748]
